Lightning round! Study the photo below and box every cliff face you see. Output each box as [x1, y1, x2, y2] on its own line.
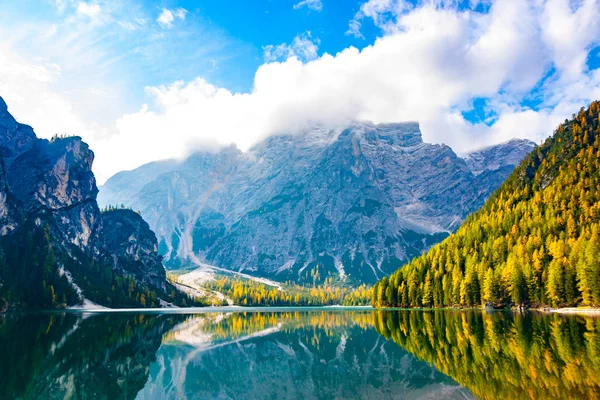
[6, 137, 99, 248]
[91, 210, 167, 290]
[99, 122, 535, 284]
[0, 96, 174, 308]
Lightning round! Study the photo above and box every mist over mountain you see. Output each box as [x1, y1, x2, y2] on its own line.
[99, 122, 535, 284]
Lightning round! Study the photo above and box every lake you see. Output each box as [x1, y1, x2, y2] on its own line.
[1, 309, 599, 399]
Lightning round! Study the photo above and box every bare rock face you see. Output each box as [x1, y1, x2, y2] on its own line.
[0, 161, 15, 236]
[0, 97, 36, 161]
[92, 209, 167, 290]
[0, 97, 36, 236]
[7, 138, 97, 211]
[99, 122, 536, 284]
[462, 138, 537, 176]
[6, 137, 99, 247]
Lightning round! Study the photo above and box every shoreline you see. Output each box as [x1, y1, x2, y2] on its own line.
[1, 305, 375, 314]
[5, 305, 600, 315]
[536, 307, 600, 316]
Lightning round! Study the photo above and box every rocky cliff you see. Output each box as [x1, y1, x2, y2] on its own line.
[99, 122, 535, 284]
[0, 96, 183, 309]
[91, 209, 167, 291]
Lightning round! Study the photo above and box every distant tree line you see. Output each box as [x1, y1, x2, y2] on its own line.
[100, 204, 142, 216]
[199, 275, 372, 306]
[49, 133, 75, 142]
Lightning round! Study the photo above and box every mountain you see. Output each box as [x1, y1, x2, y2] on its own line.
[462, 138, 537, 201]
[99, 122, 534, 284]
[461, 138, 539, 176]
[0, 96, 193, 310]
[373, 101, 600, 308]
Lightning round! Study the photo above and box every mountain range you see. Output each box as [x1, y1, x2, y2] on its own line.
[99, 122, 535, 284]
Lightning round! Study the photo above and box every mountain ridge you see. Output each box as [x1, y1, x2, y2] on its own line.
[99, 121, 535, 284]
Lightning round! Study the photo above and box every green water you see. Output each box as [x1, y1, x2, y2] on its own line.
[0, 309, 599, 399]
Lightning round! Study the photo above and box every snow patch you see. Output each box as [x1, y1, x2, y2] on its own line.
[68, 299, 110, 310]
[277, 259, 295, 273]
[188, 260, 284, 291]
[333, 256, 346, 279]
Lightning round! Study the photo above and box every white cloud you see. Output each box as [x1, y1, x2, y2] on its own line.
[541, 0, 600, 80]
[157, 7, 187, 29]
[347, 0, 413, 37]
[3, 0, 600, 185]
[263, 32, 320, 62]
[0, 0, 239, 182]
[345, 19, 363, 38]
[93, 0, 600, 183]
[0, 46, 91, 142]
[76, 2, 101, 18]
[293, 0, 323, 12]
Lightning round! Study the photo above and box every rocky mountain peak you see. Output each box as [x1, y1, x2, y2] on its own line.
[92, 209, 167, 290]
[0, 97, 36, 160]
[372, 122, 423, 147]
[7, 136, 98, 213]
[462, 138, 537, 176]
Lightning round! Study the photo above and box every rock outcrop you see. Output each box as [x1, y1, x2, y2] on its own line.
[91, 209, 167, 291]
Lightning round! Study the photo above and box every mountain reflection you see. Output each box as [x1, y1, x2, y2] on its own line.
[373, 310, 600, 400]
[139, 311, 470, 399]
[0, 311, 471, 400]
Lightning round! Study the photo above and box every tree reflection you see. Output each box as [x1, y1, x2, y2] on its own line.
[0, 312, 184, 399]
[373, 310, 600, 400]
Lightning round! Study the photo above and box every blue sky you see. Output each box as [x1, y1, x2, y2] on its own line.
[1, 0, 387, 96]
[1, 0, 600, 183]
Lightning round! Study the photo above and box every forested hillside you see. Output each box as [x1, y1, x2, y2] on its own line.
[374, 101, 600, 308]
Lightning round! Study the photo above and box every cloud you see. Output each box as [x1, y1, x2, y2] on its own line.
[263, 32, 320, 62]
[3, 0, 600, 185]
[293, 0, 323, 12]
[0, 46, 91, 142]
[347, 0, 413, 37]
[0, 0, 233, 182]
[157, 7, 187, 29]
[76, 2, 101, 18]
[345, 20, 363, 38]
[92, 0, 600, 183]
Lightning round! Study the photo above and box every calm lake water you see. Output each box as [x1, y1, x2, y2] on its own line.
[1, 309, 599, 400]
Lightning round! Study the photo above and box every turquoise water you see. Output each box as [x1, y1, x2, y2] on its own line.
[1, 309, 599, 399]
